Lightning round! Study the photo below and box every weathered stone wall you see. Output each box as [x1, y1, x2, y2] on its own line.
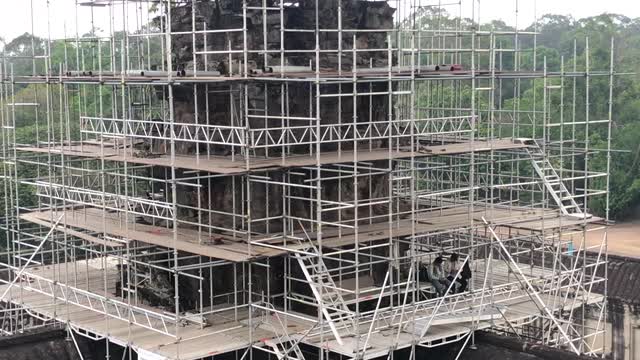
[144, 0, 398, 234]
[168, 0, 394, 71]
[117, 255, 241, 312]
[126, 0, 399, 312]
[0, 327, 126, 360]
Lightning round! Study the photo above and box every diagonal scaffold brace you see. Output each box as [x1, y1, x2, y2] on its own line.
[481, 217, 581, 355]
[0, 215, 64, 301]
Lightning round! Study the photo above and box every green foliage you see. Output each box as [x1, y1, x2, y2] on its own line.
[413, 9, 640, 219]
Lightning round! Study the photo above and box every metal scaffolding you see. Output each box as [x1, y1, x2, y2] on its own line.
[0, 0, 613, 359]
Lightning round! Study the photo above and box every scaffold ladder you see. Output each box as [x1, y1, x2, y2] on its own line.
[264, 339, 304, 360]
[526, 141, 588, 217]
[294, 251, 355, 346]
[259, 302, 306, 360]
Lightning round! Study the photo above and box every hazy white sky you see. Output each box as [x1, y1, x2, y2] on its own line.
[0, 0, 639, 43]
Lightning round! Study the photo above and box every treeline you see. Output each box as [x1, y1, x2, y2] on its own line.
[416, 10, 640, 219]
[496, 13, 640, 219]
[529, 14, 640, 220]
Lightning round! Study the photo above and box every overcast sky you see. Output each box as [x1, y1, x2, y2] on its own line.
[0, 0, 639, 44]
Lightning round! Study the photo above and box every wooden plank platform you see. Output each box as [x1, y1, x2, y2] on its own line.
[256, 258, 605, 359]
[0, 259, 275, 360]
[21, 209, 280, 262]
[16, 139, 527, 174]
[21, 204, 602, 262]
[0, 256, 603, 360]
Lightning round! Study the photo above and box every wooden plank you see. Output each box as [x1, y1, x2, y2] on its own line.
[16, 139, 528, 175]
[20, 212, 124, 248]
[25, 209, 280, 262]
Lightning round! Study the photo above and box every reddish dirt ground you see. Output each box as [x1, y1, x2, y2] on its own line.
[585, 220, 640, 258]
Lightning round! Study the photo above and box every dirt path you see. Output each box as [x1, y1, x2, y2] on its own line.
[585, 221, 640, 258]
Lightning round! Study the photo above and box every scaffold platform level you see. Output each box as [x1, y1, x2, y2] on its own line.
[0, 287, 274, 360]
[21, 210, 277, 262]
[7, 69, 614, 86]
[22, 205, 603, 262]
[16, 139, 528, 174]
[0, 256, 602, 360]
